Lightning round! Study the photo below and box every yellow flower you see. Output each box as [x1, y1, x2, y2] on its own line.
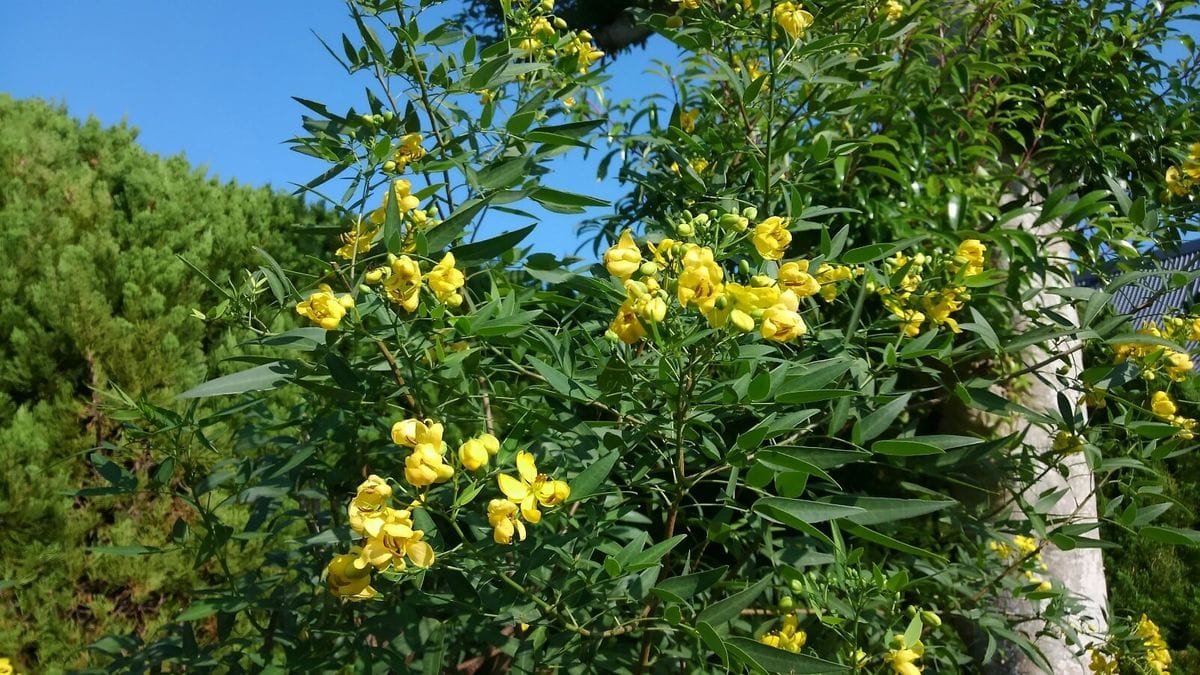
[327, 547, 377, 600]
[393, 133, 427, 171]
[988, 539, 1014, 559]
[760, 292, 806, 342]
[759, 613, 807, 652]
[773, 1, 814, 38]
[883, 635, 924, 675]
[336, 219, 378, 260]
[460, 433, 501, 471]
[671, 0, 702, 9]
[296, 284, 355, 330]
[1013, 534, 1038, 556]
[680, 108, 699, 133]
[885, 300, 924, 337]
[1052, 431, 1084, 454]
[922, 289, 964, 333]
[488, 498, 528, 544]
[369, 179, 422, 225]
[497, 451, 570, 524]
[382, 255, 422, 312]
[1166, 166, 1190, 196]
[405, 443, 455, 488]
[778, 261, 821, 298]
[392, 418, 444, 448]
[1088, 648, 1117, 675]
[1151, 391, 1178, 419]
[884, 0, 904, 21]
[752, 216, 792, 260]
[347, 475, 394, 537]
[677, 246, 724, 314]
[427, 253, 466, 307]
[0, 658, 13, 675]
[955, 239, 987, 276]
[565, 30, 605, 73]
[1165, 350, 1193, 381]
[604, 230, 643, 279]
[360, 507, 435, 571]
[609, 299, 648, 344]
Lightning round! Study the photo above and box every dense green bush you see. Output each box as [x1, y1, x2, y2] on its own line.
[0, 95, 332, 671]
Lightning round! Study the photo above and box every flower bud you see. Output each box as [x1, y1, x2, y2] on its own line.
[920, 610, 942, 627]
[640, 261, 660, 277]
[383, 160, 397, 172]
[738, 259, 751, 275]
[666, 15, 683, 27]
[742, 206, 758, 220]
[790, 578, 804, 593]
[676, 221, 695, 237]
[778, 595, 795, 611]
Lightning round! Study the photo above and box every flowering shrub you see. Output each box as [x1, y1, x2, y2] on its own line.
[78, 0, 1200, 673]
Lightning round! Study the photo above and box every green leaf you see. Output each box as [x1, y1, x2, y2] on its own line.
[855, 393, 911, 443]
[567, 451, 618, 503]
[529, 187, 609, 209]
[842, 522, 946, 561]
[836, 497, 958, 526]
[840, 237, 923, 264]
[725, 637, 848, 674]
[177, 601, 219, 622]
[526, 355, 601, 402]
[1127, 421, 1181, 440]
[697, 576, 771, 625]
[652, 566, 728, 602]
[871, 439, 943, 456]
[754, 497, 866, 527]
[627, 534, 687, 571]
[451, 224, 536, 266]
[775, 389, 858, 404]
[469, 54, 511, 90]
[477, 157, 533, 190]
[425, 196, 491, 251]
[1140, 526, 1200, 546]
[178, 361, 297, 399]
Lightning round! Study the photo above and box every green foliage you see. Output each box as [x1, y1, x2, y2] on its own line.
[0, 95, 332, 671]
[57, 0, 1200, 673]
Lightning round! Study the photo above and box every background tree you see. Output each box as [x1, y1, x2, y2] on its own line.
[0, 95, 332, 671]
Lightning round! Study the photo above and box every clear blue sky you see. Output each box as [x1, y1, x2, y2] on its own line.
[0, 2, 678, 257]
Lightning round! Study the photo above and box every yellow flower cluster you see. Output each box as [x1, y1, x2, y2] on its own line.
[883, 634, 924, 675]
[1052, 430, 1084, 454]
[489, 451, 570, 544]
[365, 252, 466, 311]
[389, 132, 426, 173]
[884, 0, 904, 21]
[1087, 647, 1118, 675]
[773, 1, 814, 39]
[989, 535, 1051, 591]
[602, 217, 861, 346]
[1149, 391, 1196, 440]
[365, 179, 441, 253]
[0, 658, 14, 675]
[326, 475, 436, 600]
[679, 108, 699, 133]
[336, 219, 379, 260]
[876, 240, 984, 337]
[392, 418, 456, 487]
[671, 0, 701, 10]
[1165, 143, 1200, 197]
[759, 612, 807, 652]
[513, 2, 604, 74]
[296, 283, 356, 330]
[1135, 614, 1172, 674]
[1114, 320, 1196, 382]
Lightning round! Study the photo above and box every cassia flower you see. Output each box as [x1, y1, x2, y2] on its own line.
[774, 2, 814, 38]
[605, 230, 643, 279]
[383, 255, 422, 312]
[296, 284, 355, 330]
[883, 635, 924, 675]
[460, 433, 501, 471]
[488, 498, 527, 544]
[327, 547, 377, 600]
[752, 216, 792, 260]
[497, 451, 570, 524]
[759, 613, 807, 652]
[426, 253, 465, 307]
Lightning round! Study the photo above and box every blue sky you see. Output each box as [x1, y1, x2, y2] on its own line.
[0, 2, 678, 257]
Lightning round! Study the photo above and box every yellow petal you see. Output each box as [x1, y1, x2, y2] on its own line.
[406, 540, 435, 568]
[498, 473, 530, 501]
[521, 494, 542, 523]
[516, 451, 538, 484]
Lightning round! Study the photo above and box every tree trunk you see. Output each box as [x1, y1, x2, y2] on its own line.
[982, 183, 1108, 673]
